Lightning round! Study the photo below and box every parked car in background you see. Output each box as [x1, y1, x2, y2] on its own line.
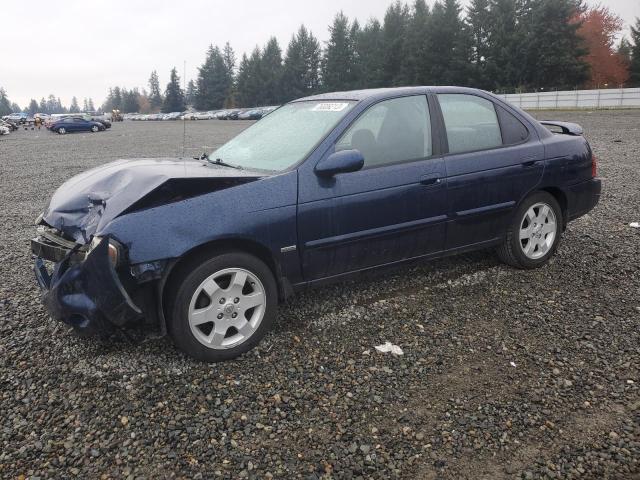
[4, 113, 28, 124]
[50, 116, 105, 134]
[32, 86, 601, 362]
[238, 109, 262, 120]
[87, 115, 112, 129]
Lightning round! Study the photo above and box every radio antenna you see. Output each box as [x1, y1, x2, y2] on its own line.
[182, 59, 187, 157]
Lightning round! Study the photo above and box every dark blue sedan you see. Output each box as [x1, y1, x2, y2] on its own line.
[32, 87, 601, 362]
[50, 116, 105, 134]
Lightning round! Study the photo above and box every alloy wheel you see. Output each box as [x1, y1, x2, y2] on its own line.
[188, 268, 266, 350]
[519, 202, 557, 259]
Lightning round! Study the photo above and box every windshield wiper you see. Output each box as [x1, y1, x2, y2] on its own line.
[199, 152, 242, 170]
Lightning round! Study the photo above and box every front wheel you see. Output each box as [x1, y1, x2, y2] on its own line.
[57, 127, 66, 134]
[497, 191, 563, 269]
[91, 125, 99, 132]
[166, 251, 278, 362]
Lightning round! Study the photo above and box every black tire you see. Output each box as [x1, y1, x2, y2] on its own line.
[166, 251, 278, 362]
[497, 191, 563, 269]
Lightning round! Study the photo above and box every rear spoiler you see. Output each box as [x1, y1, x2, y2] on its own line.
[539, 121, 583, 136]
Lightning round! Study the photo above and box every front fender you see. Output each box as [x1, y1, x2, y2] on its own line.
[101, 171, 299, 266]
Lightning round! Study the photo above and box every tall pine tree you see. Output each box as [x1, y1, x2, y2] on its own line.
[322, 12, 357, 91]
[466, 0, 492, 89]
[353, 19, 386, 88]
[282, 25, 321, 101]
[401, 0, 431, 85]
[162, 67, 185, 113]
[382, 1, 410, 86]
[195, 45, 233, 110]
[148, 71, 163, 110]
[427, 0, 473, 86]
[261, 37, 284, 105]
[518, 0, 589, 90]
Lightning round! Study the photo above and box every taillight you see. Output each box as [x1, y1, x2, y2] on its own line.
[591, 154, 597, 178]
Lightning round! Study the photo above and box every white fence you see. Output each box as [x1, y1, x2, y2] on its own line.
[498, 88, 640, 110]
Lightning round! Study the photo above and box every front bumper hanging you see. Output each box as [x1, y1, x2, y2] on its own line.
[32, 236, 142, 335]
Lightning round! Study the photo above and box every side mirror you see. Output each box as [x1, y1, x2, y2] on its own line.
[315, 149, 364, 177]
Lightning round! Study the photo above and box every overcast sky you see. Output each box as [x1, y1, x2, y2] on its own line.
[2, 0, 638, 108]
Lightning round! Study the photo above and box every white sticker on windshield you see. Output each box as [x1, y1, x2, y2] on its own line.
[311, 102, 350, 112]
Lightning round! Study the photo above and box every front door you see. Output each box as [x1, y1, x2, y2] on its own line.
[297, 94, 448, 281]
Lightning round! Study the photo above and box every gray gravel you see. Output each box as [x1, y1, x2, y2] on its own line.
[0, 113, 638, 479]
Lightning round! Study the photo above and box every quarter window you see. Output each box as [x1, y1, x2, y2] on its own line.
[336, 95, 432, 168]
[438, 94, 502, 154]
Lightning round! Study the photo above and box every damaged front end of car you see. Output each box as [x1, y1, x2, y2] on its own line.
[32, 230, 145, 335]
[31, 157, 268, 338]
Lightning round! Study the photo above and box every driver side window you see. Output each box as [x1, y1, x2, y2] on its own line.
[336, 95, 432, 168]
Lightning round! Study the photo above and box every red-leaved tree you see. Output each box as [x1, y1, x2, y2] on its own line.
[577, 5, 629, 88]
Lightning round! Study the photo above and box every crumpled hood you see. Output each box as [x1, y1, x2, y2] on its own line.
[42, 158, 264, 244]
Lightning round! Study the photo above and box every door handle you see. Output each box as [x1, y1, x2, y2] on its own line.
[420, 176, 441, 186]
[521, 159, 540, 168]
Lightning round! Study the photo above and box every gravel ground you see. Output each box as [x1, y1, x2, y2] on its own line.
[0, 112, 638, 479]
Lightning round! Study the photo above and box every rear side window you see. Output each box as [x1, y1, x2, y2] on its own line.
[438, 94, 502, 154]
[336, 95, 432, 168]
[496, 105, 529, 145]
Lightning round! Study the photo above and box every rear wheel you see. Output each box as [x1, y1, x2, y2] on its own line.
[497, 191, 562, 269]
[57, 127, 66, 134]
[166, 251, 278, 362]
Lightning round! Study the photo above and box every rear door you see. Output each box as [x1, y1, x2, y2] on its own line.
[436, 92, 544, 250]
[297, 94, 447, 280]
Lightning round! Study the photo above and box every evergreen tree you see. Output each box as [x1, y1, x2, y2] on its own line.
[484, 0, 521, 90]
[111, 87, 123, 110]
[39, 97, 47, 113]
[630, 18, 640, 86]
[10, 102, 21, 113]
[353, 19, 386, 88]
[261, 37, 284, 105]
[69, 96, 80, 113]
[27, 99, 39, 115]
[401, 0, 431, 85]
[162, 67, 185, 112]
[466, 0, 492, 88]
[382, 1, 410, 86]
[0, 88, 11, 117]
[427, 0, 473, 86]
[282, 25, 321, 101]
[195, 45, 232, 110]
[222, 42, 237, 106]
[185, 80, 197, 106]
[123, 88, 140, 113]
[148, 70, 163, 110]
[236, 50, 265, 107]
[518, 0, 589, 90]
[322, 12, 356, 91]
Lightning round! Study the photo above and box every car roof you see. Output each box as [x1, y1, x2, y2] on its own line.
[291, 86, 490, 103]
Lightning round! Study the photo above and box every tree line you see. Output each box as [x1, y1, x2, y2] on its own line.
[105, 0, 640, 113]
[2, 0, 639, 117]
[0, 89, 98, 117]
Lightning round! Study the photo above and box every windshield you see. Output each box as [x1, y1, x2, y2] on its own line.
[210, 100, 355, 171]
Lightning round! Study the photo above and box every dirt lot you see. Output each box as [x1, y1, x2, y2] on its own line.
[0, 112, 638, 479]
